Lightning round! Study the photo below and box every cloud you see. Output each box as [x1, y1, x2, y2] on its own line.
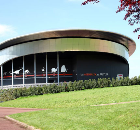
[0, 24, 16, 37]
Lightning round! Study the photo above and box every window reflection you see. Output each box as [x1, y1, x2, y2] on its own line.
[25, 55, 34, 84]
[13, 57, 23, 85]
[3, 60, 12, 85]
[61, 65, 67, 72]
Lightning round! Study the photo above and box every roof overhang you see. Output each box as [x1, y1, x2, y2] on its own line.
[0, 29, 136, 56]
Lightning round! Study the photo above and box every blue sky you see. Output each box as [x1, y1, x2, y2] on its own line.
[0, 0, 139, 78]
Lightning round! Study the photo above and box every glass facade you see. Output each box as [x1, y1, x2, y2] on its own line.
[59, 52, 73, 82]
[13, 57, 23, 85]
[0, 37, 131, 87]
[36, 53, 46, 83]
[0, 51, 129, 87]
[47, 52, 58, 83]
[25, 55, 34, 84]
[3, 60, 12, 85]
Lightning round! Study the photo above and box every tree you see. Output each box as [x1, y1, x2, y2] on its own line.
[82, 0, 140, 39]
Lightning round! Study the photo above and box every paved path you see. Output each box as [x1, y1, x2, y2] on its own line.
[90, 100, 140, 106]
[0, 107, 44, 130]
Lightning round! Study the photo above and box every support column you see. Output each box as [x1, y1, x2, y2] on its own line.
[23, 56, 25, 87]
[12, 60, 13, 88]
[57, 52, 59, 85]
[34, 54, 36, 84]
[46, 53, 48, 83]
[1, 65, 3, 89]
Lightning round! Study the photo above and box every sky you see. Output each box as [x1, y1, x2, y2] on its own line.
[0, 0, 139, 78]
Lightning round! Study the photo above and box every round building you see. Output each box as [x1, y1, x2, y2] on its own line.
[0, 29, 136, 88]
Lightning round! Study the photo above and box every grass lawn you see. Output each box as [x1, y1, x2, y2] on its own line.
[0, 85, 140, 130]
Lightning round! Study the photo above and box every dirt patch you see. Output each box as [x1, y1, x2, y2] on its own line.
[90, 100, 140, 106]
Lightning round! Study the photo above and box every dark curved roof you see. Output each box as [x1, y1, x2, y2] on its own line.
[0, 29, 136, 56]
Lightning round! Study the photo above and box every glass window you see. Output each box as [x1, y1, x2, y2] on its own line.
[25, 54, 34, 84]
[13, 57, 23, 85]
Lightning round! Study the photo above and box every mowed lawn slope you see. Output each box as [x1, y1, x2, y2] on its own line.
[0, 85, 140, 130]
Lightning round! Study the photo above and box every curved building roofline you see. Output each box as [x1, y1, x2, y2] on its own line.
[0, 29, 136, 56]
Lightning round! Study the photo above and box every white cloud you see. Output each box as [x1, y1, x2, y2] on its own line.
[0, 24, 16, 37]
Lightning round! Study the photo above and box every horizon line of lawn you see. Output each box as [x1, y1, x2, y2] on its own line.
[0, 85, 140, 109]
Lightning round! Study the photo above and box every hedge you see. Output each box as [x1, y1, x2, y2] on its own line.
[0, 76, 140, 102]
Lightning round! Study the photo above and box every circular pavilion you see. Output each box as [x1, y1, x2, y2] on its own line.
[0, 29, 136, 87]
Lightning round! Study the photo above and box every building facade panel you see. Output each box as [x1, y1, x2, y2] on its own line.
[0, 38, 129, 65]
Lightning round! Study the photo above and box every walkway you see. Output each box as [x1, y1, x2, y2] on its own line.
[90, 100, 140, 106]
[0, 107, 44, 130]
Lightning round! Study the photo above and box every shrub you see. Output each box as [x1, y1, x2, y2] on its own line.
[76, 80, 85, 90]
[84, 80, 90, 89]
[97, 78, 102, 88]
[68, 81, 74, 91]
[84, 79, 94, 89]
[123, 77, 131, 86]
[111, 77, 116, 87]
[131, 76, 137, 85]
[101, 78, 108, 88]
[21, 87, 28, 96]
[115, 77, 121, 86]
[107, 78, 112, 87]
[12, 88, 21, 99]
[73, 80, 77, 90]
[137, 75, 140, 85]
[48, 84, 58, 93]
[57, 85, 65, 93]
[42, 85, 49, 94]
[1, 75, 140, 102]
[91, 79, 97, 88]
[0, 89, 15, 101]
[36, 86, 43, 95]
[62, 82, 69, 92]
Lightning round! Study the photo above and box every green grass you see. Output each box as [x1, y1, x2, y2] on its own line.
[0, 85, 140, 130]
[9, 103, 140, 130]
[0, 85, 140, 109]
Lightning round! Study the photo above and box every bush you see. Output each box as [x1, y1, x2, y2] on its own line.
[28, 86, 37, 95]
[84, 80, 90, 89]
[76, 80, 85, 90]
[115, 77, 121, 86]
[68, 81, 74, 91]
[85, 79, 97, 89]
[1, 75, 140, 102]
[73, 80, 77, 91]
[57, 85, 65, 93]
[12, 88, 21, 99]
[131, 76, 138, 85]
[102, 78, 108, 88]
[48, 84, 59, 93]
[91, 79, 97, 88]
[137, 75, 140, 85]
[0, 89, 15, 101]
[42, 85, 49, 94]
[36, 86, 43, 95]
[61, 82, 68, 92]
[123, 77, 131, 86]
[111, 77, 116, 87]
[107, 78, 112, 87]
[97, 78, 102, 88]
